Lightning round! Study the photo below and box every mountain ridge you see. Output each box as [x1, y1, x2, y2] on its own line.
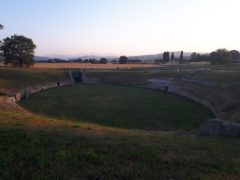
[35, 52, 196, 62]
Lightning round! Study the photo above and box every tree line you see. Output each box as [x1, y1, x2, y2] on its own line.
[156, 49, 240, 65]
[189, 49, 240, 65]
[1, 23, 239, 67]
[161, 51, 184, 64]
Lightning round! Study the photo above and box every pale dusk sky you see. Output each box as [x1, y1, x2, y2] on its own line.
[0, 0, 239, 56]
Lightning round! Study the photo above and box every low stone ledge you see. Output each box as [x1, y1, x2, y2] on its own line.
[59, 80, 75, 86]
[146, 79, 218, 117]
[14, 80, 75, 102]
[199, 119, 240, 137]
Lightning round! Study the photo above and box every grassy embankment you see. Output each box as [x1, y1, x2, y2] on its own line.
[0, 67, 67, 95]
[0, 65, 240, 179]
[192, 65, 240, 96]
[192, 65, 240, 121]
[1, 107, 240, 179]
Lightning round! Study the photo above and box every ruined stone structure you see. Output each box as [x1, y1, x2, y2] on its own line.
[1, 70, 239, 137]
[199, 119, 240, 137]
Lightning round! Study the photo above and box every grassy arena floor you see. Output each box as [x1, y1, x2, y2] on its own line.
[19, 85, 214, 131]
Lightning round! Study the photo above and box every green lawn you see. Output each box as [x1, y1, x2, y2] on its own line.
[19, 85, 214, 131]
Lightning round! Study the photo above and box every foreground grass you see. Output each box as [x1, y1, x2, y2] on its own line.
[19, 85, 214, 131]
[0, 111, 240, 179]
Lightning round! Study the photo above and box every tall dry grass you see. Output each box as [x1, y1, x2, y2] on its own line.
[33, 63, 160, 69]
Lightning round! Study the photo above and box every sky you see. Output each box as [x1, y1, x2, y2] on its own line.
[0, 0, 240, 57]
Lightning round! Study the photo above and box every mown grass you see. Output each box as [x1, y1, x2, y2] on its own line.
[19, 85, 214, 131]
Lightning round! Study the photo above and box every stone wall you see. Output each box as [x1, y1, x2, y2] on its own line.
[16, 80, 75, 102]
[199, 119, 240, 137]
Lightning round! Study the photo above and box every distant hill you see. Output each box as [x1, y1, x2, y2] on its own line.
[34, 56, 49, 61]
[128, 54, 162, 63]
[34, 52, 195, 62]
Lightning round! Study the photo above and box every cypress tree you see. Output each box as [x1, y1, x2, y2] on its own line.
[180, 51, 184, 63]
[171, 52, 175, 62]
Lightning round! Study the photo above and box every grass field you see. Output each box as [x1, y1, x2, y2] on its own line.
[1, 65, 240, 179]
[19, 85, 214, 131]
[0, 108, 240, 179]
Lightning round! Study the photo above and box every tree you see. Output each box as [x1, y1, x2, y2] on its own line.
[162, 52, 170, 63]
[100, 57, 108, 64]
[229, 50, 240, 61]
[89, 58, 97, 64]
[209, 49, 231, 65]
[190, 52, 198, 61]
[197, 53, 200, 60]
[0, 24, 3, 50]
[1, 35, 36, 67]
[190, 53, 202, 62]
[119, 56, 128, 64]
[171, 52, 175, 62]
[179, 51, 184, 63]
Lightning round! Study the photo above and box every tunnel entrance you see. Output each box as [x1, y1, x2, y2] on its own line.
[71, 71, 83, 84]
[164, 86, 169, 92]
[74, 77, 81, 83]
